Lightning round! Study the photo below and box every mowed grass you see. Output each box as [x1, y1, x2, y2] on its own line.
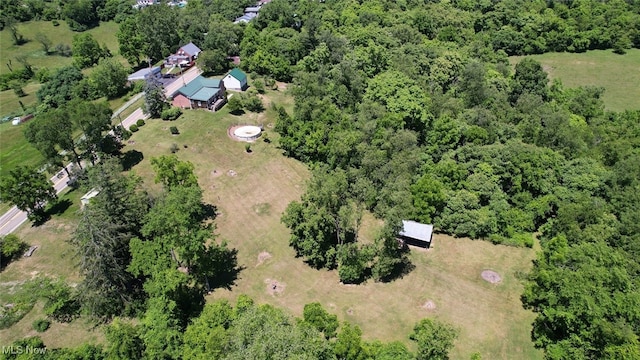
[1, 87, 542, 358]
[0, 120, 45, 177]
[510, 49, 640, 112]
[120, 88, 541, 359]
[0, 21, 122, 77]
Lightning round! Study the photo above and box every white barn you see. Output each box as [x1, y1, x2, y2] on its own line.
[398, 220, 433, 248]
[222, 68, 248, 91]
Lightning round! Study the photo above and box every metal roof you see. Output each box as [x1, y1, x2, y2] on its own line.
[227, 68, 247, 82]
[180, 42, 201, 56]
[127, 66, 161, 81]
[190, 88, 218, 101]
[399, 220, 433, 242]
[175, 76, 222, 100]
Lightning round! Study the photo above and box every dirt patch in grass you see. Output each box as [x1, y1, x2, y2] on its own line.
[422, 300, 437, 311]
[256, 251, 272, 267]
[481, 270, 502, 284]
[265, 279, 285, 296]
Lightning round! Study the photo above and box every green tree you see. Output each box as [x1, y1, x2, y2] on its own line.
[182, 299, 235, 359]
[117, 17, 144, 66]
[334, 322, 366, 360]
[0, 166, 57, 222]
[0, 234, 27, 267]
[35, 32, 52, 54]
[137, 5, 180, 61]
[410, 319, 458, 360]
[143, 78, 166, 118]
[227, 95, 244, 114]
[105, 318, 144, 360]
[90, 58, 128, 98]
[72, 33, 104, 68]
[510, 58, 549, 104]
[70, 100, 113, 165]
[36, 66, 84, 109]
[302, 302, 339, 339]
[196, 49, 228, 75]
[63, 0, 99, 31]
[70, 159, 150, 319]
[150, 155, 198, 190]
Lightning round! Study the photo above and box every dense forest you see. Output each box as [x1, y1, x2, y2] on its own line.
[2, 0, 640, 359]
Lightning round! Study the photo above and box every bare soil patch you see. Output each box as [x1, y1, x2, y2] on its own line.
[265, 278, 285, 296]
[210, 169, 222, 178]
[481, 270, 502, 284]
[256, 251, 272, 267]
[422, 300, 437, 311]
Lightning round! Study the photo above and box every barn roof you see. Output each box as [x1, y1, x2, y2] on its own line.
[227, 68, 247, 82]
[399, 220, 433, 242]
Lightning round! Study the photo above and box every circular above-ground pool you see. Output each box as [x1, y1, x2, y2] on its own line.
[233, 125, 262, 141]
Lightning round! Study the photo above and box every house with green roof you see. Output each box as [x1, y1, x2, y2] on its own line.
[171, 75, 227, 111]
[222, 68, 248, 91]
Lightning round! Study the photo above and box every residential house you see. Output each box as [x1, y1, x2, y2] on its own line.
[172, 75, 227, 111]
[165, 42, 202, 67]
[222, 68, 248, 91]
[398, 220, 434, 248]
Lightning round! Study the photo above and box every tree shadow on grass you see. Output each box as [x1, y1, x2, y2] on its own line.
[120, 150, 144, 171]
[208, 246, 245, 291]
[46, 198, 73, 217]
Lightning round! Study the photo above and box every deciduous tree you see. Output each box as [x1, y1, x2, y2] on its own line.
[0, 166, 57, 222]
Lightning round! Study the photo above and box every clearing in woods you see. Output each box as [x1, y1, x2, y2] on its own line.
[510, 49, 640, 112]
[0, 87, 541, 359]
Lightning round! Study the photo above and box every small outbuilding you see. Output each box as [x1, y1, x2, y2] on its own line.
[127, 66, 162, 82]
[81, 188, 100, 209]
[398, 220, 433, 248]
[222, 68, 248, 91]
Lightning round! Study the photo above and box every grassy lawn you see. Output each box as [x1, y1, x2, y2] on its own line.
[510, 49, 640, 112]
[0, 21, 122, 77]
[0, 83, 41, 117]
[0, 120, 45, 177]
[0, 87, 542, 359]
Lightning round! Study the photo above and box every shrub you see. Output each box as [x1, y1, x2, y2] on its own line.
[170, 143, 179, 153]
[1, 234, 28, 265]
[170, 126, 179, 135]
[253, 79, 265, 94]
[129, 124, 139, 132]
[161, 107, 182, 121]
[245, 95, 265, 112]
[245, 144, 251, 153]
[35, 68, 50, 83]
[136, 119, 145, 127]
[10, 81, 25, 97]
[52, 20, 60, 26]
[32, 318, 50, 332]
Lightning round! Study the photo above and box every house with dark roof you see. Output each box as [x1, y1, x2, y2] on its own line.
[398, 220, 433, 248]
[222, 68, 248, 91]
[171, 75, 226, 111]
[165, 42, 202, 67]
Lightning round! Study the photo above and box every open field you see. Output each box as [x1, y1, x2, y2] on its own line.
[0, 120, 45, 177]
[1, 86, 541, 359]
[510, 49, 640, 112]
[0, 21, 122, 77]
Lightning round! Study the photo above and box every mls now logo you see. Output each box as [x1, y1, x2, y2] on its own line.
[2, 345, 47, 355]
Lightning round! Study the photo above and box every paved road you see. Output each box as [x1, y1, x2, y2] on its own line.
[0, 168, 73, 236]
[0, 68, 202, 236]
